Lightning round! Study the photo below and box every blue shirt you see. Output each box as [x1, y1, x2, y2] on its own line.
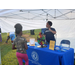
[44, 28, 56, 43]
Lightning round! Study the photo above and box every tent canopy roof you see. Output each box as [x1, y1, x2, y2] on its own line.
[0, 9, 75, 20]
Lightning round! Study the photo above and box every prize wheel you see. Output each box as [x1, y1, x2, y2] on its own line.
[37, 32, 46, 48]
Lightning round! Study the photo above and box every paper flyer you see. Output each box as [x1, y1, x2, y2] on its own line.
[29, 38, 35, 46]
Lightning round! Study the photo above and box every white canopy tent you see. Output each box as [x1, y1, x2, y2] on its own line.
[0, 9, 75, 52]
[0, 9, 75, 20]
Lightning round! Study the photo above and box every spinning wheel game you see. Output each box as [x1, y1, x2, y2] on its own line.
[37, 32, 46, 48]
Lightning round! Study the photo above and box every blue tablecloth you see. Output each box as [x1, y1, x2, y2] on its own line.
[23, 43, 74, 65]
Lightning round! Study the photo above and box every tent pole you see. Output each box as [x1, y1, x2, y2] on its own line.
[54, 9, 56, 19]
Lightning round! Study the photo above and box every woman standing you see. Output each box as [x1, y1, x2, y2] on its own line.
[44, 21, 56, 44]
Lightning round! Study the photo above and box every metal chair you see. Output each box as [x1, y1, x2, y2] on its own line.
[60, 40, 70, 49]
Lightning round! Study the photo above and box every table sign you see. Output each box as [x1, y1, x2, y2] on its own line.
[49, 40, 55, 50]
[29, 38, 35, 46]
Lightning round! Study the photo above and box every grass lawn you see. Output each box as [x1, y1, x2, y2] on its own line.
[0, 29, 41, 65]
[0, 29, 75, 65]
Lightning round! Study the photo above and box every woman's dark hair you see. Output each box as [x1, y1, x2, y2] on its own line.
[47, 21, 52, 26]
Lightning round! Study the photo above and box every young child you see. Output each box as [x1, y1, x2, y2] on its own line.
[12, 23, 29, 65]
[6, 32, 15, 44]
[14, 23, 22, 37]
[6, 32, 10, 43]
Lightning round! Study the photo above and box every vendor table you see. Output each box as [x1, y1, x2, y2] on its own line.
[23, 44, 74, 65]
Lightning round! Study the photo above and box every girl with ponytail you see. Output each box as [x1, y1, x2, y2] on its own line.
[12, 23, 29, 65]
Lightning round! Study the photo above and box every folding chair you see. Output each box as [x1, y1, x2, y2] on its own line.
[60, 40, 70, 50]
[60, 40, 70, 47]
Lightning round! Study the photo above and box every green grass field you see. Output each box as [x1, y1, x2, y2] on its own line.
[0, 29, 75, 65]
[0, 29, 41, 65]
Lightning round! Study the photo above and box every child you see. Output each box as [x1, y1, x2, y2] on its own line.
[14, 23, 22, 37]
[6, 32, 15, 44]
[6, 32, 10, 43]
[12, 23, 29, 65]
